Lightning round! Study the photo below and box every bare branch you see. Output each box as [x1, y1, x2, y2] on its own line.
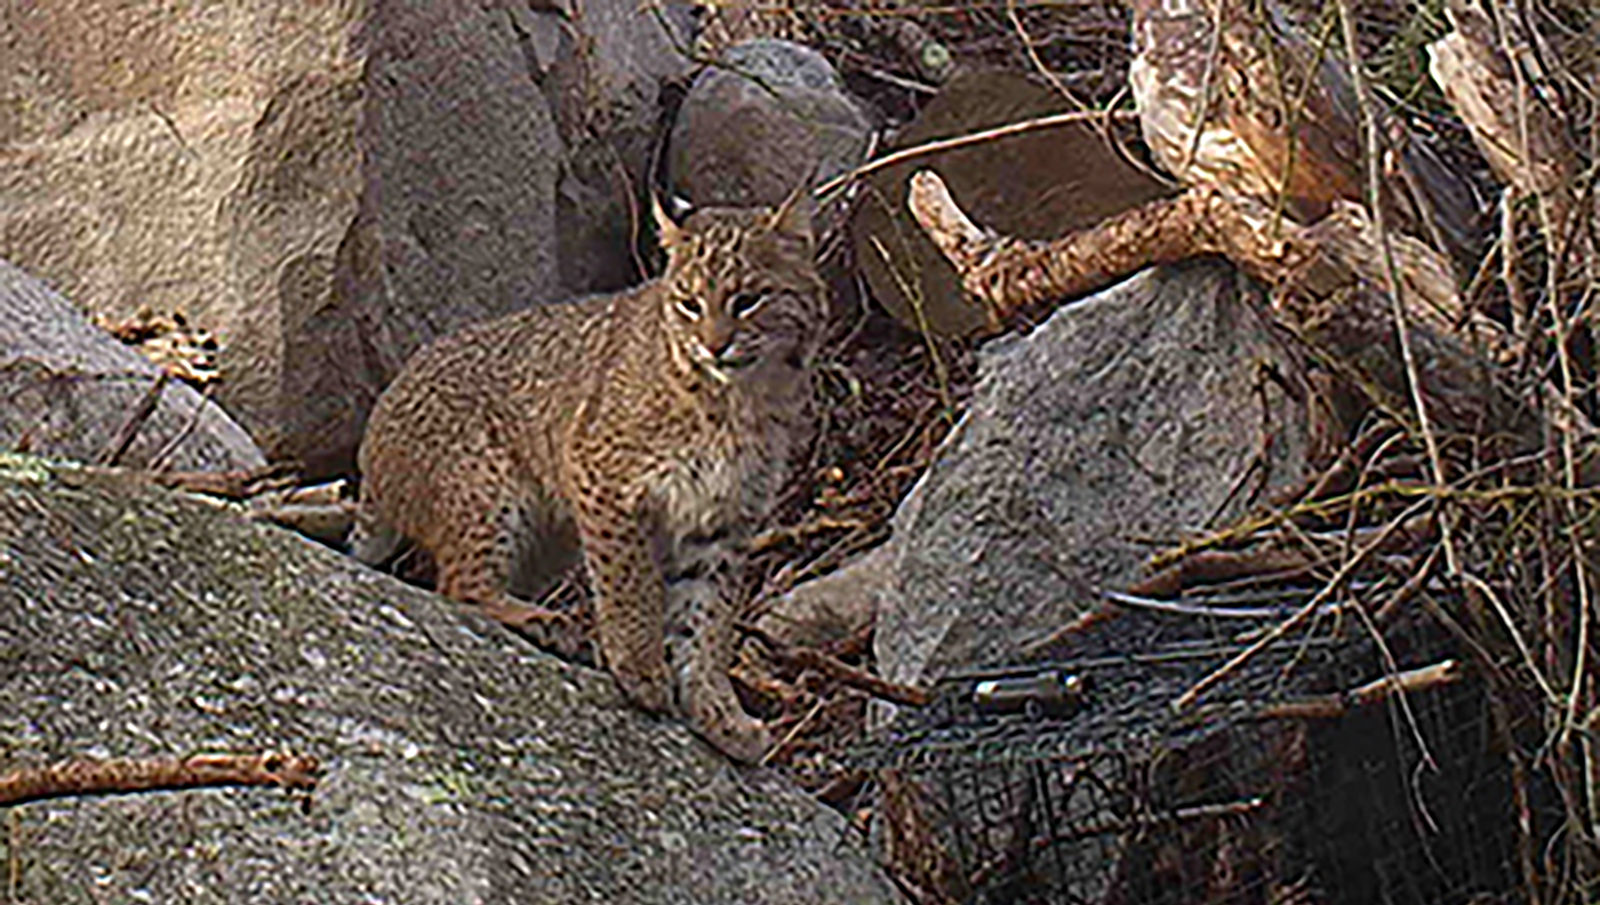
[97, 373, 170, 467]
[1249, 659, 1464, 720]
[740, 623, 931, 707]
[0, 751, 322, 808]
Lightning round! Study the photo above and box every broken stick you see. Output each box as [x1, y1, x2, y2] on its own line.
[740, 623, 931, 708]
[907, 172, 1316, 330]
[66, 461, 303, 501]
[1250, 659, 1463, 720]
[909, 168, 1560, 455]
[0, 751, 322, 808]
[98, 372, 170, 467]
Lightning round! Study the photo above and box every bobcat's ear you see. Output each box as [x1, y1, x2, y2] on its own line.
[651, 193, 686, 249]
[766, 183, 815, 244]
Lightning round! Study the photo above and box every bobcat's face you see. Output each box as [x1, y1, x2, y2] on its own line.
[656, 197, 825, 386]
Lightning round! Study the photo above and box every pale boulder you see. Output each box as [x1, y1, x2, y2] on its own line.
[0, 0, 692, 476]
[668, 39, 873, 210]
[0, 259, 264, 472]
[864, 263, 1313, 689]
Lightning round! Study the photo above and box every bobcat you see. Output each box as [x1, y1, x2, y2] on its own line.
[351, 194, 824, 763]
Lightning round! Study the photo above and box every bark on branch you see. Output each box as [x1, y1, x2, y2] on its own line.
[908, 173, 1315, 331]
[1428, 0, 1581, 239]
[908, 170, 1558, 454]
[1249, 659, 1464, 720]
[0, 751, 323, 808]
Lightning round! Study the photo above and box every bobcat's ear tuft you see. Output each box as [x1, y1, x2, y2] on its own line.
[766, 184, 815, 244]
[651, 193, 686, 249]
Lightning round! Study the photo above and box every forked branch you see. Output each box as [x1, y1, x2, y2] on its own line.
[907, 169, 1558, 456]
[907, 172, 1318, 331]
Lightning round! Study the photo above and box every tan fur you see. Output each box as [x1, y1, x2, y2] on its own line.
[352, 198, 824, 763]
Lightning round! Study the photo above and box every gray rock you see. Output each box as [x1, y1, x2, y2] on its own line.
[0, 260, 265, 472]
[871, 262, 1312, 690]
[0, 458, 903, 905]
[0, 0, 692, 477]
[668, 39, 873, 210]
[526, 0, 698, 295]
[755, 545, 891, 649]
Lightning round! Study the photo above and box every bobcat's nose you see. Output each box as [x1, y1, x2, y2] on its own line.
[702, 323, 737, 359]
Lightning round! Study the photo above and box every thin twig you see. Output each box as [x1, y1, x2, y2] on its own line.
[1006, 0, 1088, 113]
[748, 515, 869, 553]
[1335, 0, 1460, 578]
[740, 623, 930, 707]
[1461, 569, 1561, 704]
[851, 64, 939, 96]
[814, 109, 1137, 200]
[1101, 588, 1340, 621]
[83, 462, 303, 501]
[1372, 544, 1443, 625]
[0, 751, 322, 808]
[1171, 497, 1432, 711]
[97, 373, 170, 467]
[1043, 797, 1264, 844]
[1355, 598, 1441, 781]
[149, 381, 216, 472]
[760, 697, 830, 768]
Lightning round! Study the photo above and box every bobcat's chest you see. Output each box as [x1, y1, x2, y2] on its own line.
[648, 444, 765, 542]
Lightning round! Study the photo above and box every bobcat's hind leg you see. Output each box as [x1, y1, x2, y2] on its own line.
[432, 474, 588, 657]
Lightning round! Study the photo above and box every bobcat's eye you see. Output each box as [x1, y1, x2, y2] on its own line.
[675, 297, 704, 320]
[729, 291, 767, 319]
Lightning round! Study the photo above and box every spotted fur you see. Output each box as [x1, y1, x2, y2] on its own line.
[353, 197, 824, 762]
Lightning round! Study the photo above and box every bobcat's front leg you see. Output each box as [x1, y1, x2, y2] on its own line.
[667, 544, 773, 764]
[572, 488, 673, 715]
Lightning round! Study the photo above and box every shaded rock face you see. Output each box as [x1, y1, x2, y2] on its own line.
[869, 262, 1312, 689]
[0, 458, 903, 905]
[755, 544, 892, 650]
[0, 260, 265, 472]
[668, 39, 873, 211]
[521, 0, 699, 294]
[0, 0, 692, 477]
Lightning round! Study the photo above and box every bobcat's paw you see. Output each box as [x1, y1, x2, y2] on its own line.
[695, 710, 774, 765]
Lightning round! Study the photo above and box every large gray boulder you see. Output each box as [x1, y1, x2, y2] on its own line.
[0, 0, 691, 477]
[0, 260, 265, 472]
[866, 262, 1313, 689]
[0, 458, 902, 904]
[668, 39, 873, 211]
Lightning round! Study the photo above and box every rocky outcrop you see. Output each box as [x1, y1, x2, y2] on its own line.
[0, 0, 692, 477]
[668, 40, 873, 211]
[527, 0, 698, 293]
[0, 259, 264, 472]
[861, 262, 1313, 691]
[0, 456, 903, 905]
